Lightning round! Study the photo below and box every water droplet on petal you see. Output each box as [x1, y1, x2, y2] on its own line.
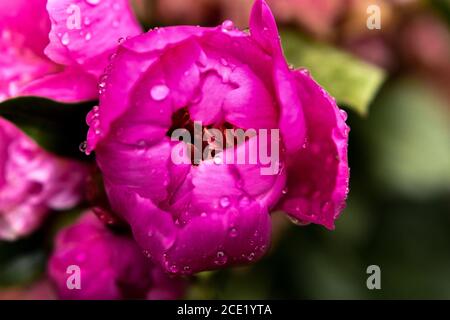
[282, 187, 288, 195]
[61, 32, 70, 46]
[150, 84, 170, 101]
[79, 141, 87, 153]
[143, 250, 151, 258]
[288, 215, 309, 226]
[169, 265, 178, 273]
[214, 251, 228, 265]
[83, 17, 91, 26]
[85, 32, 92, 41]
[219, 196, 230, 208]
[238, 196, 250, 207]
[340, 109, 348, 121]
[221, 20, 234, 32]
[229, 227, 238, 238]
[86, 0, 101, 5]
[183, 266, 191, 273]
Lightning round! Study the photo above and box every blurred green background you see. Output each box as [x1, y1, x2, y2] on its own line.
[1, 0, 449, 299]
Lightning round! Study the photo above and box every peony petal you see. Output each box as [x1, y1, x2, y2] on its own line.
[250, 0, 307, 153]
[277, 70, 349, 229]
[0, 0, 50, 57]
[19, 67, 98, 103]
[45, 0, 142, 75]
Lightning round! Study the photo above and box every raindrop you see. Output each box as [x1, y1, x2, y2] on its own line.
[221, 20, 234, 32]
[229, 227, 238, 238]
[150, 84, 170, 101]
[238, 195, 250, 207]
[143, 250, 151, 258]
[213, 156, 222, 165]
[85, 32, 92, 41]
[169, 265, 178, 273]
[117, 37, 125, 44]
[61, 32, 70, 46]
[79, 141, 87, 153]
[247, 252, 255, 261]
[282, 187, 288, 195]
[109, 53, 117, 62]
[288, 215, 309, 226]
[214, 251, 228, 265]
[339, 109, 348, 121]
[219, 196, 230, 208]
[86, 0, 101, 5]
[83, 17, 91, 26]
[183, 266, 191, 273]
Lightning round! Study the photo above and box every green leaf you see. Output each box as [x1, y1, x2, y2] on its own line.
[366, 77, 450, 198]
[0, 96, 96, 160]
[281, 30, 386, 115]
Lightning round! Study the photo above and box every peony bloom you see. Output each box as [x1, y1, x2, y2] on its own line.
[86, 0, 349, 274]
[48, 211, 185, 300]
[0, 0, 141, 103]
[0, 117, 88, 240]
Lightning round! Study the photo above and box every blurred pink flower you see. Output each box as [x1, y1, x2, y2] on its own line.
[264, 0, 346, 38]
[48, 211, 185, 300]
[0, 117, 88, 240]
[0, 0, 142, 103]
[86, 0, 349, 274]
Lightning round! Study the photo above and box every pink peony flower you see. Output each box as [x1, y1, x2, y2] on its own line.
[48, 211, 185, 300]
[0, 117, 88, 240]
[86, 0, 349, 274]
[0, 0, 141, 103]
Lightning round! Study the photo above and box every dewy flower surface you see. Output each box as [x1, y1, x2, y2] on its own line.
[48, 211, 185, 300]
[0, 0, 141, 103]
[86, 0, 350, 274]
[0, 118, 88, 240]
